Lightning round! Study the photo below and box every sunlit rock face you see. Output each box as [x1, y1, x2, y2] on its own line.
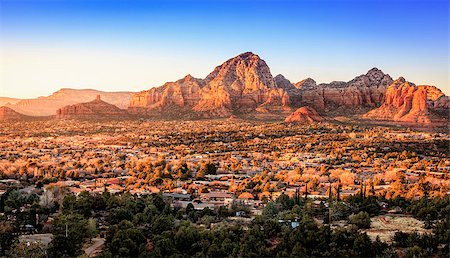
[363, 78, 449, 124]
[193, 52, 290, 117]
[6, 89, 134, 116]
[57, 95, 128, 119]
[284, 106, 324, 124]
[295, 68, 393, 115]
[0, 106, 28, 120]
[129, 74, 205, 116]
[130, 52, 291, 118]
[127, 52, 447, 123]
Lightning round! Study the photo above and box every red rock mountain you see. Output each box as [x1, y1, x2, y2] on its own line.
[0, 106, 29, 120]
[57, 95, 129, 119]
[295, 68, 393, 114]
[7, 89, 134, 116]
[129, 75, 205, 117]
[3, 52, 446, 125]
[285, 106, 324, 124]
[129, 52, 447, 124]
[129, 52, 290, 118]
[363, 78, 449, 124]
[193, 52, 289, 116]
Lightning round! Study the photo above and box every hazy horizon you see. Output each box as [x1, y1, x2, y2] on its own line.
[1, 0, 449, 99]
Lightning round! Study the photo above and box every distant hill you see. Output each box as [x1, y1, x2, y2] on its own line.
[285, 106, 325, 124]
[56, 95, 129, 119]
[0, 106, 29, 120]
[6, 88, 134, 116]
[0, 97, 21, 107]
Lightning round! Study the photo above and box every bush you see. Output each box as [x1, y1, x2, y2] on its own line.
[349, 211, 371, 229]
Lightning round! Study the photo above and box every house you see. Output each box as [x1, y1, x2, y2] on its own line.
[200, 191, 233, 202]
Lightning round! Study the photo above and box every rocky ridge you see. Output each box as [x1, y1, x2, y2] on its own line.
[56, 95, 129, 119]
[0, 106, 29, 120]
[7, 89, 134, 116]
[363, 78, 449, 124]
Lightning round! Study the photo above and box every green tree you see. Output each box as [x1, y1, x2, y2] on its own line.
[109, 220, 146, 258]
[0, 221, 17, 255]
[7, 241, 47, 258]
[48, 213, 89, 257]
[349, 211, 371, 229]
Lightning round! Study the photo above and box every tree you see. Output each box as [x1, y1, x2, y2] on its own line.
[198, 162, 217, 178]
[109, 220, 146, 257]
[349, 211, 371, 229]
[7, 241, 47, 258]
[406, 245, 426, 258]
[39, 190, 55, 210]
[48, 213, 89, 257]
[0, 221, 16, 255]
[175, 161, 191, 180]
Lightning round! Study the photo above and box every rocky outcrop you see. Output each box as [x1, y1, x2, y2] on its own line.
[129, 75, 205, 117]
[295, 68, 393, 114]
[57, 95, 129, 119]
[130, 52, 291, 117]
[0, 106, 29, 120]
[7, 89, 134, 116]
[125, 52, 447, 123]
[285, 106, 324, 124]
[193, 52, 290, 116]
[363, 78, 449, 124]
[294, 78, 317, 89]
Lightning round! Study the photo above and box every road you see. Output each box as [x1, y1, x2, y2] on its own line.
[83, 237, 105, 257]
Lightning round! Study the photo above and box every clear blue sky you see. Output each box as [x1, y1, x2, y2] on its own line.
[0, 0, 448, 98]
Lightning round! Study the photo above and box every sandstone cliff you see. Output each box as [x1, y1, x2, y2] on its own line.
[129, 75, 205, 117]
[193, 52, 290, 116]
[295, 68, 393, 114]
[130, 52, 291, 117]
[363, 78, 449, 124]
[57, 95, 129, 119]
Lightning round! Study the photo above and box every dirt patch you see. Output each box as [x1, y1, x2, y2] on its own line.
[363, 214, 431, 243]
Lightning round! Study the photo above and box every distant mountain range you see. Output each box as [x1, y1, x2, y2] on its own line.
[4, 88, 134, 116]
[1, 52, 448, 126]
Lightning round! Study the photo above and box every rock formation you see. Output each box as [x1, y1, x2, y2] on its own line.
[284, 106, 324, 124]
[295, 68, 393, 114]
[57, 95, 129, 119]
[363, 78, 449, 124]
[3, 51, 446, 125]
[0, 106, 29, 120]
[7, 89, 134, 116]
[130, 52, 291, 118]
[129, 74, 205, 117]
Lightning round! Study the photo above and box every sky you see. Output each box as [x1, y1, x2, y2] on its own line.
[0, 0, 448, 98]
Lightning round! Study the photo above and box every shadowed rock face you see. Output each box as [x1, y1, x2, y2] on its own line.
[56, 96, 129, 119]
[363, 78, 449, 124]
[0, 106, 28, 120]
[285, 106, 324, 124]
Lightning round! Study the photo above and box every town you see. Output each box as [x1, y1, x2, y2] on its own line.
[0, 119, 449, 257]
